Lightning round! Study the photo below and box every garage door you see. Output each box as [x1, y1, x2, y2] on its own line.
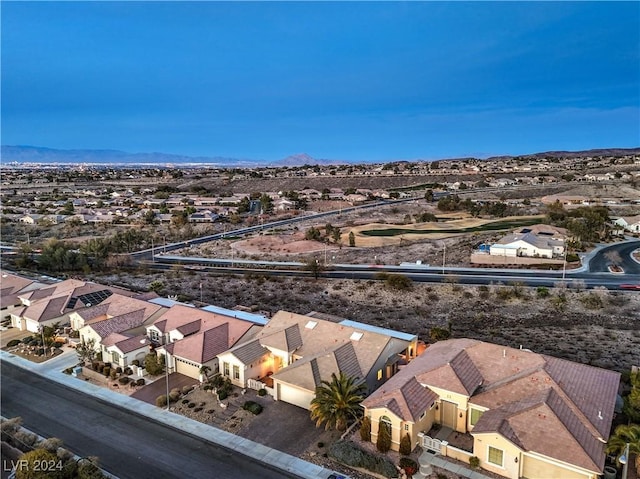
[522, 455, 588, 479]
[277, 382, 314, 410]
[175, 358, 199, 379]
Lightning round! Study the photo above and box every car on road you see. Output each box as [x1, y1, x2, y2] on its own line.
[620, 284, 640, 290]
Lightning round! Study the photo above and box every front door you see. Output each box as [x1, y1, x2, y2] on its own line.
[441, 400, 457, 429]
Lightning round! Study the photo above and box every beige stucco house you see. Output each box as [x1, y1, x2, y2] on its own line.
[361, 339, 619, 479]
[490, 224, 567, 259]
[217, 310, 418, 410]
[148, 305, 262, 380]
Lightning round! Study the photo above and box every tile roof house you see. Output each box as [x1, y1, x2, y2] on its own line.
[149, 305, 261, 381]
[0, 272, 45, 311]
[217, 310, 418, 410]
[361, 338, 620, 479]
[613, 215, 640, 233]
[489, 224, 567, 259]
[10, 279, 138, 333]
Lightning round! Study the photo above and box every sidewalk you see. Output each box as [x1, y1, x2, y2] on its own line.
[0, 348, 338, 479]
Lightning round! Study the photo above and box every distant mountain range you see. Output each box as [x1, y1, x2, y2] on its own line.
[1, 145, 638, 167]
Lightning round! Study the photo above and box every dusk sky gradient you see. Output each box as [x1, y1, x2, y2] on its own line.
[2, 1, 639, 162]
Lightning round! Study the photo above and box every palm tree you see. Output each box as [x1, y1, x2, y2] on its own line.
[606, 424, 640, 475]
[310, 372, 366, 432]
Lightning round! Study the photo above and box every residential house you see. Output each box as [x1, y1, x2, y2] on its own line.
[612, 215, 640, 233]
[0, 272, 46, 311]
[11, 279, 136, 333]
[489, 225, 566, 259]
[148, 305, 262, 380]
[217, 310, 418, 410]
[361, 339, 619, 479]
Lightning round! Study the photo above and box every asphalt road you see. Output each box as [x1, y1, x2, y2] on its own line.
[588, 240, 640, 274]
[0, 363, 300, 479]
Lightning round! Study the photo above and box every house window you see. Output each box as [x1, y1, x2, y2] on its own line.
[404, 424, 409, 431]
[111, 351, 120, 364]
[487, 446, 504, 467]
[233, 365, 240, 380]
[377, 369, 383, 380]
[149, 330, 159, 342]
[223, 362, 230, 377]
[470, 408, 484, 426]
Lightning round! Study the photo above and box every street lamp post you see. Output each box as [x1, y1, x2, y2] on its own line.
[39, 326, 47, 357]
[620, 442, 630, 479]
[562, 243, 568, 281]
[164, 333, 170, 411]
[442, 244, 446, 275]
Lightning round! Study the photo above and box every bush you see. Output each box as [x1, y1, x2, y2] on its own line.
[399, 433, 412, 456]
[63, 367, 73, 375]
[21, 336, 33, 344]
[169, 390, 181, 402]
[193, 407, 203, 412]
[131, 359, 140, 367]
[360, 416, 371, 442]
[384, 274, 413, 291]
[242, 401, 263, 415]
[182, 399, 189, 404]
[376, 423, 392, 453]
[109, 369, 117, 380]
[203, 384, 213, 391]
[399, 457, 418, 476]
[257, 388, 267, 397]
[188, 402, 196, 409]
[155, 395, 168, 407]
[7, 339, 21, 347]
[124, 367, 133, 375]
[329, 440, 397, 478]
[53, 341, 64, 348]
[429, 327, 451, 342]
[182, 385, 193, 395]
[218, 390, 228, 401]
[469, 456, 480, 469]
[15, 449, 64, 479]
[118, 377, 131, 385]
[536, 286, 550, 298]
[115, 367, 122, 374]
[136, 378, 145, 386]
[102, 367, 111, 377]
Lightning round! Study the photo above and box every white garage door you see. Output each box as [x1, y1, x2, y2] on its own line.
[175, 358, 199, 379]
[277, 382, 314, 410]
[522, 455, 588, 479]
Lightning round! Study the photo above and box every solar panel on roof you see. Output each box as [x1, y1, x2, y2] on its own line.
[67, 290, 113, 309]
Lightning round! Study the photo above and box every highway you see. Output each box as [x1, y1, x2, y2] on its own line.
[0, 363, 301, 479]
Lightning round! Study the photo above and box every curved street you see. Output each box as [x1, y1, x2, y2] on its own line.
[587, 240, 640, 274]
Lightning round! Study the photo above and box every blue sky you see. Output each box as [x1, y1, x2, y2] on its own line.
[2, 1, 639, 162]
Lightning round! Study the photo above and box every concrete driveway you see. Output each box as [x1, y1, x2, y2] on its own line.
[236, 393, 340, 457]
[0, 326, 32, 348]
[131, 372, 199, 404]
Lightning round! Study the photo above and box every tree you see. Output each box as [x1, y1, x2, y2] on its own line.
[424, 189, 434, 202]
[376, 421, 392, 453]
[360, 416, 371, 442]
[199, 365, 211, 383]
[310, 372, 367, 431]
[76, 338, 98, 365]
[624, 371, 640, 423]
[144, 352, 164, 376]
[305, 227, 321, 241]
[348, 231, 356, 247]
[606, 424, 640, 475]
[304, 258, 323, 279]
[399, 433, 413, 456]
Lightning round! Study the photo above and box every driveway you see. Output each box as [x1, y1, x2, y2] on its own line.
[0, 326, 31, 348]
[235, 393, 340, 457]
[130, 372, 198, 404]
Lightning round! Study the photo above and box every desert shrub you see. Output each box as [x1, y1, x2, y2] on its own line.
[360, 416, 371, 442]
[536, 286, 550, 298]
[206, 409, 215, 414]
[384, 274, 413, 291]
[429, 327, 451, 342]
[376, 423, 392, 453]
[131, 359, 140, 367]
[15, 449, 63, 479]
[317, 442, 324, 448]
[39, 437, 63, 454]
[155, 395, 168, 407]
[218, 390, 228, 401]
[1, 417, 23, 434]
[103, 362, 111, 369]
[77, 457, 105, 479]
[193, 407, 203, 412]
[242, 401, 263, 415]
[469, 456, 480, 469]
[115, 367, 123, 374]
[182, 399, 189, 404]
[124, 367, 133, 375]
[581, 293, 603, 309]
[257, 388, 267, 397]
[118, 377, 131, 385]
[567, 253, 579, 262]
[36, 348, 44, 356]
[14, 430, 39, 448]
[188, 402, 196, 409]
[136, 378, 145, 386]
[7, 339, 21, 347]
[109, 369, 117, 380]
[21, 336, 33, 344]
[102, 367, 111, 377]
[399, 433, 412, 456]
[182, 385, 193, 395]
[329, 440, 397, 478]
[169, 390, 181, 402]
[91, 361, 99, 370]
[203, 384, 213, 391]
[399, 457, 418, 476]
[63, 367, 73, 375]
